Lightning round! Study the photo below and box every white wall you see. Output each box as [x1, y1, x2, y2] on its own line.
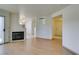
[52, 5, 79, 54]
[10, 13, 25, 41]
[25, 18, 32, 39]
[36, 17, 53, 39]
[32, 17, 37, 38]
[0, 9, 10, 42]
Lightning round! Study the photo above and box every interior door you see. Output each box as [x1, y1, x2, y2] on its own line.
[0, 16, 4, 44]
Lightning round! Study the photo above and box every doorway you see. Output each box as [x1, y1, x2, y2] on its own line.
[0, 16, 5, 44]
[52, 15, 62, 40]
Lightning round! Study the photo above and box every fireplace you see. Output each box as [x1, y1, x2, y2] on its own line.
[12, 31, 24, 40]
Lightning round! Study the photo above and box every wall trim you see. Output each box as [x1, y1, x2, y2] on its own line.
[36, 37, 52, 40]
[36, 35, 52, 40]
[63, 46, 78, 55]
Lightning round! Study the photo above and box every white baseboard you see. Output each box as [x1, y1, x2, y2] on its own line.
[63, 45, 78, 55]
[36, 35, 52, 40]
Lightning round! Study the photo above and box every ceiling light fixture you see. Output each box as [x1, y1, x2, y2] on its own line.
[19, 15, 26, 25]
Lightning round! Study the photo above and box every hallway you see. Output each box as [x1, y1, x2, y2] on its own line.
[0, 38, 73, 55]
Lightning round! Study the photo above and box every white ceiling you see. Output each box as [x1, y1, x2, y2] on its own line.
[0, 4, 69, 17]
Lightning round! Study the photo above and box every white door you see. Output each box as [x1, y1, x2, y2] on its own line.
[0, 16, 4, 44]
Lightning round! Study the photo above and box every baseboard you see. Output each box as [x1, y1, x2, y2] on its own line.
[0, 42, 10, 45]
[63, 46, 78, 55]
[4, 42, 10, 44]
[36, 37, 51, 40]
[36, 35, 52, 40]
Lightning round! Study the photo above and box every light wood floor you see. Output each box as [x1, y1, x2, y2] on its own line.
[0, 38, 73, 55]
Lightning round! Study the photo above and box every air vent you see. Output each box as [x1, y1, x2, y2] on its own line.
[39, 18, 45, 19]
